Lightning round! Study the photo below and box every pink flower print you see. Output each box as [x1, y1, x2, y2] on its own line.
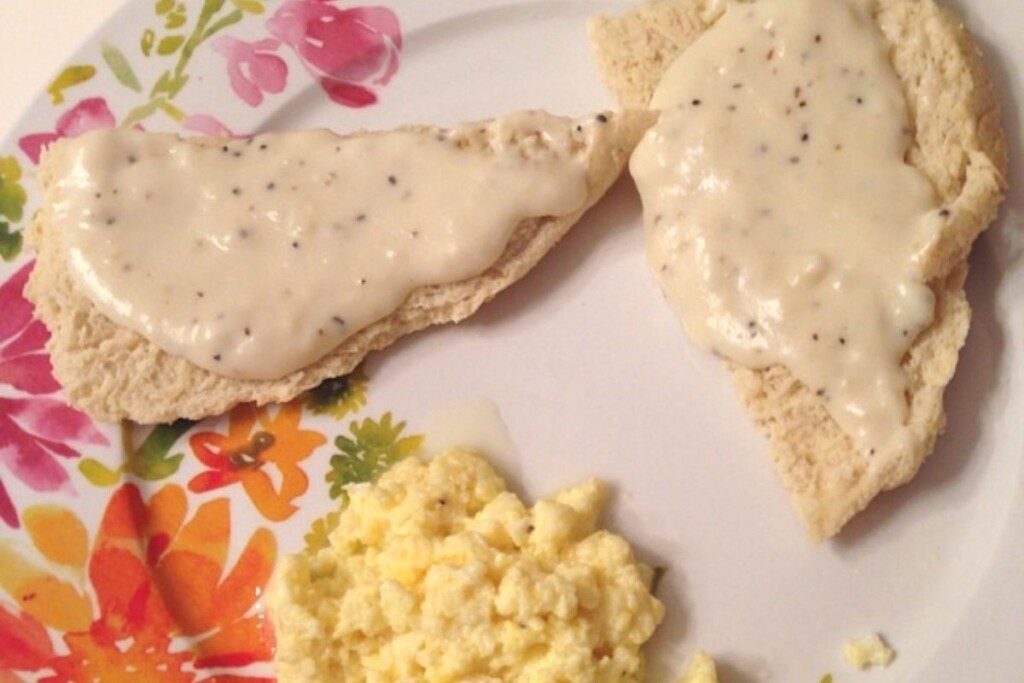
[213, 36, 289, 107]
[18, 98, 116, 165]
[267, 2, 402, 108]
[182, 113, 239, 138]
[0, 263, 107, 528]
[0, 265, 56, 397]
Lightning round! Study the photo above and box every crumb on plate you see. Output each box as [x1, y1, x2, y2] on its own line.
[843, 633, 895, 669]
[678, 650, 718, 683]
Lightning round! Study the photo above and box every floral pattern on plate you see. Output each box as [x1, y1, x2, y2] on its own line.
[0, 263, 108, 530]
[0, 0, 411, 679]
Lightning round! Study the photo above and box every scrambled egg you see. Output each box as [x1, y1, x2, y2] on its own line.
[677, 651, 718, 683]
[843, 634, 895, 669]
[267, 449, 665, 682]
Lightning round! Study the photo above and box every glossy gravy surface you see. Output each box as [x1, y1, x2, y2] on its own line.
[53, 114, 588, 380]
[631, 0, 943, 458]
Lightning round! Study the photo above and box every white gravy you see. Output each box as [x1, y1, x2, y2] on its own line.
[631, 0, 944, 459]
[52, 112, 589, 380]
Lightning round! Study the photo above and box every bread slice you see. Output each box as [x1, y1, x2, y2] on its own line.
[590, 0, 1006, 539]
[26, 110, 654, 425]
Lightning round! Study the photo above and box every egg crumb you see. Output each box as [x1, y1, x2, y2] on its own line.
[267, 448, 665, 682]
[677, 651, 718, 683]
[843, 633, 895, 669]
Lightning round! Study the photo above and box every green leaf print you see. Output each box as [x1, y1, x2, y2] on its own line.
[155, 99, 187, 121]
[78, 458, 123, 487]
[166, 10, 188, 30]
[78, 420, 195, 487]
[141, 29, 156, 56]
[326, 413, 423, 501]
[203, 0, 229, 15]
[150, 71, 191, 100]
[230, 0, 265, 14]
[157, 35, 186, 56]
[307, 368, 369, 419]
[200, 9, 243, 43]
[101, 42, 143, 93]
[303, 508, 342, 553]
[0, 222, 23, 262]
[0, 156, 27, 224]
[121, 0, 259, 130]
[130, 419, 194, 481]
[0, 156, 26, 261]
[46, 65, 96, 105]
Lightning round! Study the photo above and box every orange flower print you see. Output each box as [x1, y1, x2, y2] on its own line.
[188, 401, 326, 522]
[0, 486, 275, 682]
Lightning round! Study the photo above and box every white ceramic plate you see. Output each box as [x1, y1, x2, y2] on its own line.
[0, 0, 1020, 681]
